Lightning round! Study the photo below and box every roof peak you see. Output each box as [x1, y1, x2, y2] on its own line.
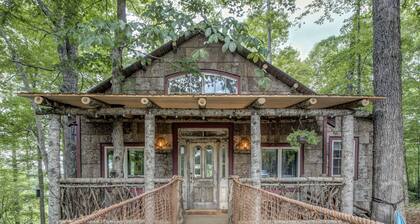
[88, 31, 315, 95]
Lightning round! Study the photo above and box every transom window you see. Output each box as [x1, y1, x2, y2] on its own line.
[167, 72, 239, 94]
[104, 146, 144, 178]
[261, 147, 300, 178]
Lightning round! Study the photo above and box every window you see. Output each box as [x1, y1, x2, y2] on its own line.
[205, 145, 214, 178]
[179, 145, 185, 177]
[167, 72, 239, 94]
[194, 146, 201, 177]
[329, 137, 359, 178]
[104, 146, 144, 178]
[261, 147, 300, 178]
[281, 149, 299, 177]
[331, 140, 342, 176]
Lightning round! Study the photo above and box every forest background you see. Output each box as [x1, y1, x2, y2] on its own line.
[0, 0, 418, 223]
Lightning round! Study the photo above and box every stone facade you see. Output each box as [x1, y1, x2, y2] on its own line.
[79, 33, 374, 214]
[103, 34, 294, 95]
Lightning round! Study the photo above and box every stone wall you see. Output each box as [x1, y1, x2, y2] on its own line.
[233, 119, 323, 177]
[80, 116, 373, 213]
[105, 34, 293, 95]
[326, 117, 374, 213]
[80, 118, 172, 178]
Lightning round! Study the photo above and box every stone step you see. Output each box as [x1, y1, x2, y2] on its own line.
[185, 209, 227, 216]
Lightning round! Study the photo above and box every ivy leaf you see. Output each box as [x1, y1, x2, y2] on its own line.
[222, 43, 229, 53]
[228, 42, 236, 52]
[254, 68, 265, 78]
[205, 27, 212, 37]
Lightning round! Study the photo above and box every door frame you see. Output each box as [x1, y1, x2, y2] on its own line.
[172, 123, 234, 176]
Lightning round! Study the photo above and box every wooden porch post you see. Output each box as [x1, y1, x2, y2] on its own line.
[341, 115, 354, 214]
[47, 114, 61, 223]
[144, 112, 155, 192]
[250, 114, 261, 188]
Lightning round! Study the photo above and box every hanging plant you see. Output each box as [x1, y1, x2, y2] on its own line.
[287, 130, 320, 147]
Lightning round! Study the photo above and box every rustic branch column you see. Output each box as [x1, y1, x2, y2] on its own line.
[47, 114, 61, 223]
[111, 118, 125, 178]
[250, 114, 262, 188]
[341, 115, 354, 214]
[144, 112, 155, 192]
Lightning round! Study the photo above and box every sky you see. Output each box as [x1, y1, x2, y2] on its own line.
[286, 0, 348, 59]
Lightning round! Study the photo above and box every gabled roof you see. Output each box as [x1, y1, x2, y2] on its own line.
[88, 32, 316, 95]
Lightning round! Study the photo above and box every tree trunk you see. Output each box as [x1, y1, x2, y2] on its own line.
[111, 119, 125, 178]
[144, 113, 155, 191]
[37, 147, 46, 224]
[47, 115, 61, 223]
[355, 0, 362, 95]
[372, 0, 405, 222]
[250, 114, 262, 187]
[341, 115, 354, 214]
[111, 0, 127, 178]
[11, 147, 20, 224]
[58, 38, 79, 178]
[266, 0, 272, 63]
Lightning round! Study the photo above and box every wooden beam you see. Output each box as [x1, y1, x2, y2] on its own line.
[81, 97, 109, 108]
[249, 97, 266, 108]
[33, 96, 64, 108]
[290, 83, 299, 93]
[287, 98, 318, 109]
[329, 99, 370, 109]
[197, 97, 207, 109]
[35, 107, 369, 117]
[140, 97, 158, 108]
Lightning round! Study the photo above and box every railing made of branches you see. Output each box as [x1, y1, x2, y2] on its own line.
[241, 177, 344, 211]
[60, 177, 170, 220]
[61, 176, 183, 224]
[230, 178, 380, 224]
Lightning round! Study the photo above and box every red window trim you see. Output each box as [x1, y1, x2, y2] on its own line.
[164, 69, 241, 95]
[99, 142, 145, 178]
[328, 136, 359, 179]
[261, 143, 305, 177]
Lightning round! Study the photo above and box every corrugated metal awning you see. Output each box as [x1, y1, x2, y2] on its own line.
[18, 93, 384, 110]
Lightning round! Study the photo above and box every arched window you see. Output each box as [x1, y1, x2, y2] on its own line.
[167, 71, 239, 94]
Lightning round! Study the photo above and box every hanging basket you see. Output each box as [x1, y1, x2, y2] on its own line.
[287, 130, 320, 147]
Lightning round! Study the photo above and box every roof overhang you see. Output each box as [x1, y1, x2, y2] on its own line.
[18, 93, 384, 110]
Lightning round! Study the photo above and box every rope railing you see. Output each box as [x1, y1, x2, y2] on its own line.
[62, 176, 183, 224]
[230, 177, 382, 224]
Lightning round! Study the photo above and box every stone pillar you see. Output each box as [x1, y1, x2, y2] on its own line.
[250, 114, 261, 188]
[341, 115, 354, 214]
[144, 112, 155, 192]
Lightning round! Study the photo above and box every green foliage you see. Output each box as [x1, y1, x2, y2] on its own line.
[287, 130, 320, 147]
[254, 68, 271, 91]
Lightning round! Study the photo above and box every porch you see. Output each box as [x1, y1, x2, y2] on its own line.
[59, 176, 344, 220]
[60, 176, 380, 224]
[19, 93, 381, 222]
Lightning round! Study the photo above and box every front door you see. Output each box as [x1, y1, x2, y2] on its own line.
[189, 141, 218, 209]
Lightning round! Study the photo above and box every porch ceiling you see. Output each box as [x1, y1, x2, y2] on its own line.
[18, 93, 384, 110]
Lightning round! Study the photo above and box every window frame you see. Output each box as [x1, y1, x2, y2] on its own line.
[328, 136, 359, 179]
[103, 146, 145, 178]
[261, 146, 301, 178]
[164, 70, 241, 95]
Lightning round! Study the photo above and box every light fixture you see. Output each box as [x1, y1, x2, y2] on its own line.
[155, 136, 170, 151]
[236, 137, 251, 152]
